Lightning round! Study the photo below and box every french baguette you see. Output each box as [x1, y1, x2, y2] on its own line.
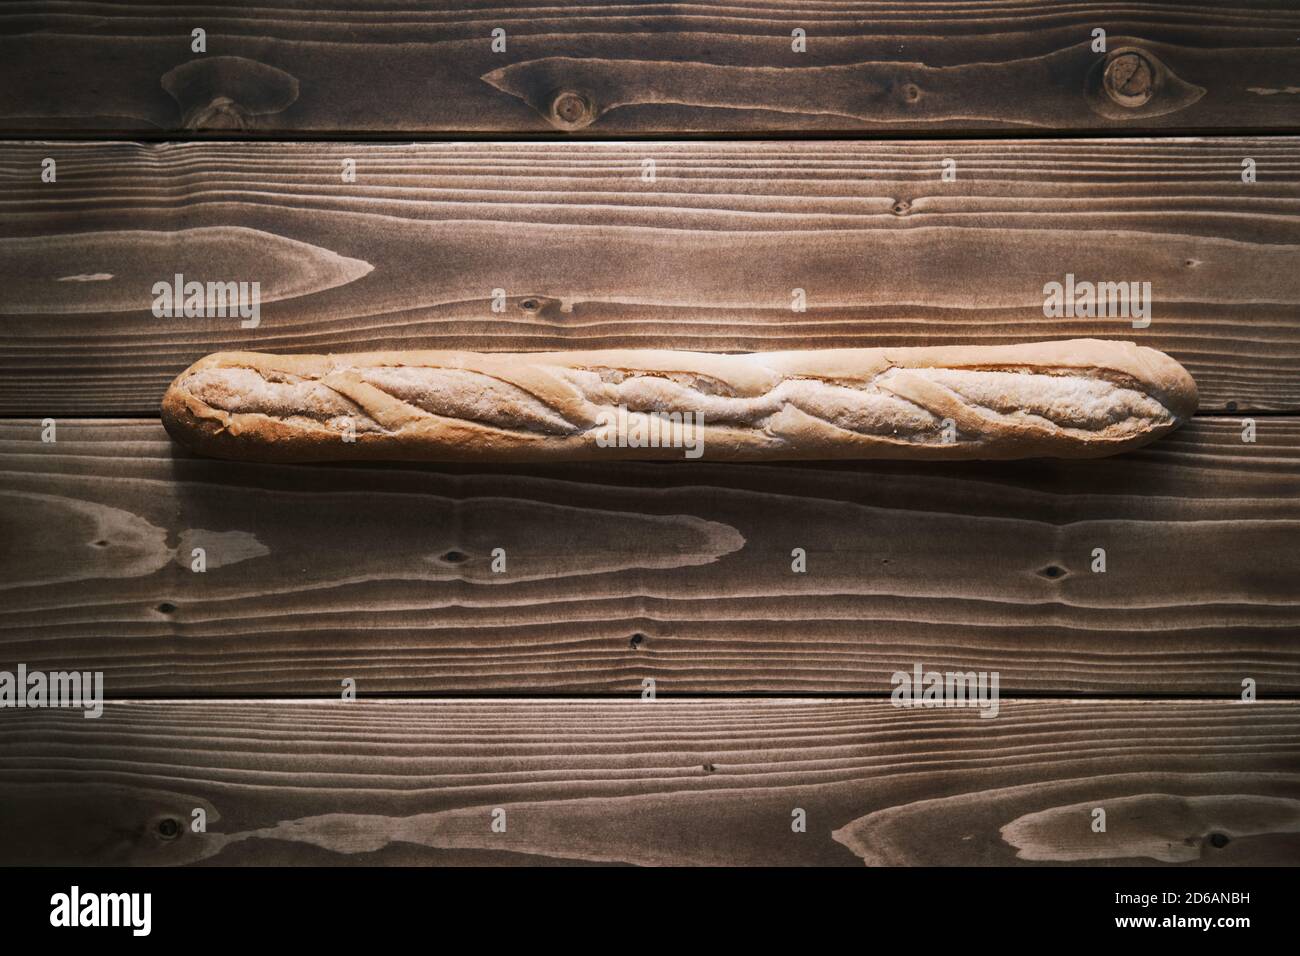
[161, 339, 1198, 462]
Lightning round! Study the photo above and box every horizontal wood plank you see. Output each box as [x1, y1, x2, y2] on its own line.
[2, 2, 1299, 134]
[0, 699, 1296, 865]
[3, 418, 1297, 696]
[3, 139, 1299, 414]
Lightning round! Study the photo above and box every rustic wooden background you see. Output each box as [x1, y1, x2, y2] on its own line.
[1, 1, 1298, 867]
[3, 1, 1299, 134]
[4, 140, 1300, 414]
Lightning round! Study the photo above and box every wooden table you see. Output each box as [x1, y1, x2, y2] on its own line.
[1, 1, 1297, 866]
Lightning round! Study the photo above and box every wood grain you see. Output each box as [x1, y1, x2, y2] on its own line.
[3, 417, 1296, 696]
[4, 139, 1299, 415]
[4, 1, 1296, 877]
[0, 699, 1295, 866]
[2, 2, 1299, 134]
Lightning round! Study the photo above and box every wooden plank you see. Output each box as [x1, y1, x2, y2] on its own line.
[0, 699, 1295, 866]
[3, 139, 1299, 415]
[2, 2, 1298, 134]
[3, 417, 1297, 696]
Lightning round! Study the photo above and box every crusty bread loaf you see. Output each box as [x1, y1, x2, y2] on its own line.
[161, 339, 1197, 463]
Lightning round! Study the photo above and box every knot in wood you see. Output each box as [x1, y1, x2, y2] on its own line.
[189, 96, 250, 130]
[548, 90, 595, 130]
[1103, 51, 1155, 108]
[156, 817, 181, 840]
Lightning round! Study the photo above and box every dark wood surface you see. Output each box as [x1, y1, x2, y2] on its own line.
[2, 417, 1296, 696]
[4, 139, 1299, 415]
[2, 2, 1299, 134]
[2, 17, 1298, 866]
[1, 699, 1296, 866]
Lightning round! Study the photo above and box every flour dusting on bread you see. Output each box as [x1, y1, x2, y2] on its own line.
[161, 340, 1198, 462]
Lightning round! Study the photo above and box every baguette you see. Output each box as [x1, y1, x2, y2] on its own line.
[161, 339, 1198, 463]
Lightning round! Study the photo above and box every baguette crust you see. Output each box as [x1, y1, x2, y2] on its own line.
[161, 340, 1198, 463]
